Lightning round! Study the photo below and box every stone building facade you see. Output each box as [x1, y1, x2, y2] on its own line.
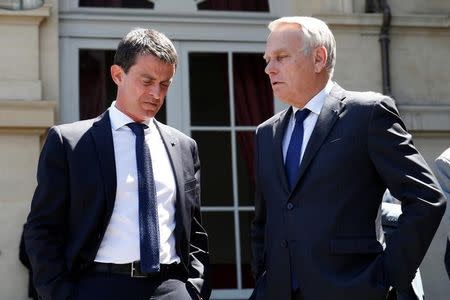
[0, 1, 448, 299]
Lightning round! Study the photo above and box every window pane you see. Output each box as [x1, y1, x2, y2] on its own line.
[237, 131, 255, 206]
[79, 49, 166, 123]
[240, 211, 255, 288]
[79, 0, 154, 9]
[192, 131, 232, 206]
[233, 53, 273, 126]
[202, 212, 237, 288]
[198, 0, 269, 12]
[79, 49, 116, 120]
[189, 53, 230, 126]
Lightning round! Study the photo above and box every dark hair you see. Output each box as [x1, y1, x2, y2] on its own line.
[114, 28, 178, 73]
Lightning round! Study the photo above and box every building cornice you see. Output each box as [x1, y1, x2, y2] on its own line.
[398, 105, 450, 131]
[59, 10, 274, 41]
[316, 13, 449, 29]
[0, 100, 56, 129]
[0, 4, 51, 25]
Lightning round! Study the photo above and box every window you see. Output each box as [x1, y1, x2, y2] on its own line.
[187, 50, 273, 292]
[198, 0, 269, 12]
[60, 2, 274, 297]
[79, 0, 154, 9]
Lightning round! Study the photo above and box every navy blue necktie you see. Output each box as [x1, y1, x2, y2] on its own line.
[285, 109, 311, 190]
[285, 109, 310, 290]
[127, 122, 160, 273]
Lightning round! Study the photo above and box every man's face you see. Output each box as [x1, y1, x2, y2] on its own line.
[113, 54, 175, 122]
[264, 23, 317, 107]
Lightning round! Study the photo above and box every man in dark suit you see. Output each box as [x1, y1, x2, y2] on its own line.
[250, 16, 446, 300]
[24, 28, 210, 300]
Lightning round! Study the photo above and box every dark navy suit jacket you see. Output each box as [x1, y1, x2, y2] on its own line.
[250, 84, 445, 300]
[24, 111, 210, 300]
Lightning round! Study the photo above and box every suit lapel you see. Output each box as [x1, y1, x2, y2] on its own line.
[154, 120, 188, 240]
[91, 111, 117, 217]
[273, 108, 293, 194]
[291, 85, 347, 194]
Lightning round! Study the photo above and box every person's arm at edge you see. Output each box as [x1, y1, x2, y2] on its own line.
[435, 149, 450, 200]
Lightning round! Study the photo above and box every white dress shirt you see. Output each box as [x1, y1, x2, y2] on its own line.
[95, 102, 180, 264]
[282, 80, 334, 164]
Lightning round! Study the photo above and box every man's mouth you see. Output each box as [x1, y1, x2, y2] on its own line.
[143, 100, 157, 105]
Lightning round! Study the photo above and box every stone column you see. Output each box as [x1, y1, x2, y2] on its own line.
[0, 2, 56, 299]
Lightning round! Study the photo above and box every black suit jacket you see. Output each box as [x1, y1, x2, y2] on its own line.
[24, 111, 210, 300]
[250, 84, 446, 300]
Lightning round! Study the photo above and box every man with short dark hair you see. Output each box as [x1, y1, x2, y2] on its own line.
[24, 28, 210, 300]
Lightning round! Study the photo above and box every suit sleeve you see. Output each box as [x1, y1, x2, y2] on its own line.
[187, 139, 211, 300]
[251, 128, 266, 280]
[23, 127, 75, 300]
[435, 150, 450, 200]
[435, 150, 450, 278]
[367, 97, 446, 291]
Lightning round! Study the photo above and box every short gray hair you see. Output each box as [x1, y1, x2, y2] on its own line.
[114, 28, 178, 73]
[268, 16, 336, 77]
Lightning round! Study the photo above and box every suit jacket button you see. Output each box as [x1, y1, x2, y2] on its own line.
[286, 202, 294, 210]
[280, 240, 288, 248]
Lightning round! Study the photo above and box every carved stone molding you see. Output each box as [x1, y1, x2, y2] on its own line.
[0, 100, 55, 129]
[0, 3, 50, 25]
[0, 3, 51, 100]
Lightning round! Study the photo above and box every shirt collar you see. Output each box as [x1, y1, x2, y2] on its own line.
[109, 101, 153, 131]
[292, 80, 334, 116]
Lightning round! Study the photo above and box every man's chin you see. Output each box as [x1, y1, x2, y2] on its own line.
[145, 110, 158, 119]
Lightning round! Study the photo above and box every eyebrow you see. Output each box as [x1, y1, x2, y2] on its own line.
[141, 75, 154, 80]
[263, 49, 287, 61]
[140, 74, 172, 83]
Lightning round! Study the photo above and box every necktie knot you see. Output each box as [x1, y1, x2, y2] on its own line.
[127, 122, 147, 137]
[295, 108, 310, 124]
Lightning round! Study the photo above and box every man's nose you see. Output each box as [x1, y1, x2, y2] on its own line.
[148, 85, 161, 99]
[265, 60, 277, 75]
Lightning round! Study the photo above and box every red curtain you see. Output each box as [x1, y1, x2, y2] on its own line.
[233, 53, 274, 190]
[198, 0, 269, 12]
[79, 50, 107, 120]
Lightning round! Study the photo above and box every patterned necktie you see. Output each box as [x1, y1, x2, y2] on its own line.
[127, 122, 160, 273]
[285, 109, 311, 190]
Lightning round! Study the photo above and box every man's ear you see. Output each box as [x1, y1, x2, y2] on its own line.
[111, 64, 124, 85]
[313, 46, 327, 73]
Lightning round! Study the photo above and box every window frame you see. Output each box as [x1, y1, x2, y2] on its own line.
[181, 42, 266, 298]
[59, 2, 286, 298]
[60, 0, 281, 15]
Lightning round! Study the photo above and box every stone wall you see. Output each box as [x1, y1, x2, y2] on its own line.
[0, 1, 57, 299]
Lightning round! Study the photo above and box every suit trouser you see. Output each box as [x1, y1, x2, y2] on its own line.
[72, 270, 199, 300]
[292, 289, 304, 300]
